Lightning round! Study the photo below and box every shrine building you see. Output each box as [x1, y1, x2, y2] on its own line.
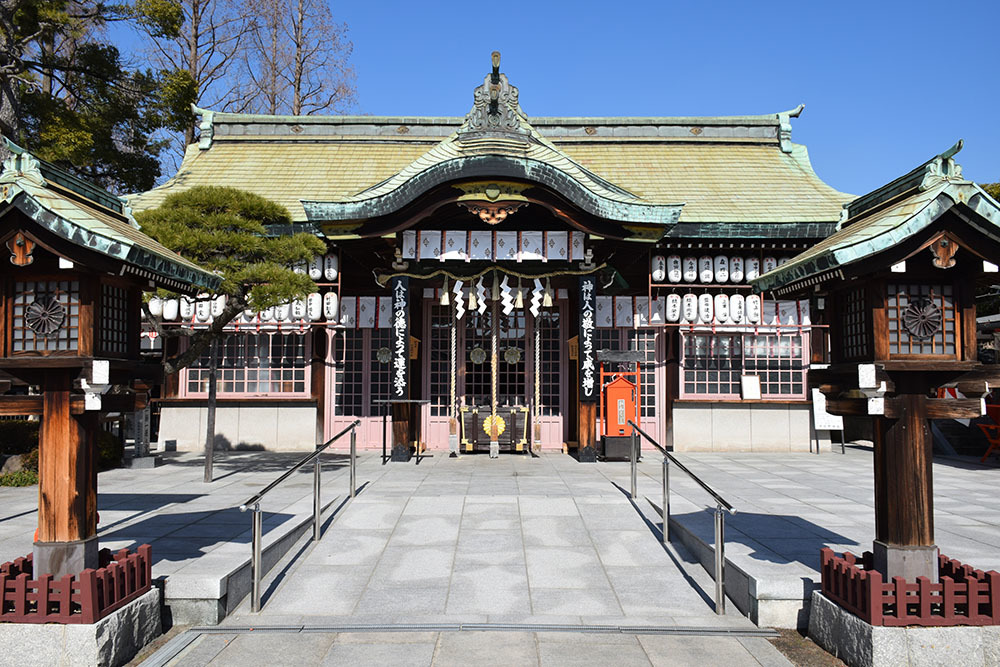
[129, 53, 851, 456]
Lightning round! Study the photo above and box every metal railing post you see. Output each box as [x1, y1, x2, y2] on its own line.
[662, 456, 670, 544]
[350, 426, 357, 498]
[251, 504, 262, 613]
[630, 430, 638, 499]
[313, 444, 321, 542]
[714, 504, 726, 615]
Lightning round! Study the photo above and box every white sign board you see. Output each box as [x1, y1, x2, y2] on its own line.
[811, 388, 844, 431]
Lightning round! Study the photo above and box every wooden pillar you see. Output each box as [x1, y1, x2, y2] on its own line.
[578, 401, 597, 462]
[390, 402, 411, 461]
[872, 393, 938, 581]
[34, 371, 99, 578]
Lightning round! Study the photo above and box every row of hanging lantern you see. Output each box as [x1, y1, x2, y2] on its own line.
[292, 253, 339, 282]
[438, 273, 555, 319]
[650, 254, 790, 284]
[149, 291, 342, 324]
[666, 293, 762, 324]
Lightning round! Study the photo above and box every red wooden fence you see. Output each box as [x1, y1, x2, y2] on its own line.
[820, 547, 1000, 627]
[0, 545, 152, 624]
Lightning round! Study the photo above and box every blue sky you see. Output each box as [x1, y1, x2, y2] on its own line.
[328, 0, 998, 196]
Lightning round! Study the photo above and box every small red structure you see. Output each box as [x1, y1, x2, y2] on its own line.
[821, 548, 1000, 627]
[0, 545, 152, 624]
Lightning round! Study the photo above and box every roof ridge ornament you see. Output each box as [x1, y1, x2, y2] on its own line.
[460, 51, 527, 138]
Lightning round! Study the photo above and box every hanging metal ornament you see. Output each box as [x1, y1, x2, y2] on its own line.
[453, 280, 465, 320]
[500, 274, 514, 315]
[529, 278, 543, 317]
[440, 277, 450, 306]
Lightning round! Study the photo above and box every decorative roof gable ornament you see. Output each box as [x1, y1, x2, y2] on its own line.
[460, 52, 527, 139]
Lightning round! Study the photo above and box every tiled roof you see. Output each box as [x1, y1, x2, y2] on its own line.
[1, 144, 220, 292]
[752, 146, 1000, 294]
[129, 107, 852, 230]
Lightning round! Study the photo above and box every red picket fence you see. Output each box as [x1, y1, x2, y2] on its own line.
[820, 547, 1000, 627]
[0, 545, 152, 624]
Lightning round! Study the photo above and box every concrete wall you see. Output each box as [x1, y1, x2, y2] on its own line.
[672, 402, 824, 452]
[158, 402, 317, 452]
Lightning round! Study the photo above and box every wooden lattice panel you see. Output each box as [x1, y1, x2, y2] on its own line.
[840, 287, 868, 360]
[99, 284, 129, 356]
[887, 284, 957, 357]
[11, 280, 80, 354]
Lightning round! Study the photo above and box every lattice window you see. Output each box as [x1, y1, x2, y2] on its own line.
[628, 330, 659, 418]
[537, 310, 562, 417]
[11, 280, 80, 354]
[681, 333, 807, 399]
[185, 332, 309, 396]
[369, 328, 392, 416]
[498, 311, 526, 407]
[840, 287, 869, 360]
[428, 305, 452, 417]
[464, 310, 492, 407]
[100, 284, 129, 356]
[333, 330, 364, 415]
[887, 284, 956, 357]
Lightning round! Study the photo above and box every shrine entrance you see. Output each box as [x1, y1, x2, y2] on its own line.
[423, 297, 567, 453]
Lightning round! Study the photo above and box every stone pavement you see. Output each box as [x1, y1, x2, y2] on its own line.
[158, 452, 788, 666]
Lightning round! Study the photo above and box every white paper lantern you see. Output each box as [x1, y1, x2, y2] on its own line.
[714, 255, 729, 283]
[699, 256, 714, 283]
[698, 293, 714, 322]
[180, 296, 195, 320]
[682, 257, 698, 283]
[664, 293, 681, 322]
[778, 256, 790, 266]
[211, 295, 225, 318]
[292, 260, 307, 275]
[262, 306, 275, 322]
[275, 303, 290, 321]
[291, 299, 307, 320]
[729, 294, 745, 323]
[729, 256, 744, 283]
[323, 292, 339, 321]
[762, 256, 778, 274]
[745, 256, 761, 281]
[242, 309, 256, 324]
[651, 255, 666, 283]
[162, 299, 178, 321]
[324, 254, 339, 282]
[746, 294, 762, 324]
[308, 257, 322, 280]
[147, 297, 163, 317]
[682, 294, 698, 322]
[195, 299, 211, 322]
[714, 294, 729, 323]
[307, 293, 322, 321]
[667, 255, 682, 283]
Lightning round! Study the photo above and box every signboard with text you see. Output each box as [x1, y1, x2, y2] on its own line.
[579, 275, 597, 402]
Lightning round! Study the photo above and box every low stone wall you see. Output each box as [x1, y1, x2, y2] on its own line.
[0, 587, 160, 667]
[808, 590, 1000, 667]
[672, 402, 823, 452]
[158, 402, 317, 452]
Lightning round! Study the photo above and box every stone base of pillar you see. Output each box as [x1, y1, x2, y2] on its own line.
[390, 444, 412, 462]
[33, 536, 99, 579]
[448, 433, 459, 458]
[578, 446, 598, 463]
[489, 441, 499, 458]
[872, 540, 939, 583]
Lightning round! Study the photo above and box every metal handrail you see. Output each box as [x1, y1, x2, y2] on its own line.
[628, 421, 734, 513]
[238, 418, 360, 612]
[627, 419, 735, 615]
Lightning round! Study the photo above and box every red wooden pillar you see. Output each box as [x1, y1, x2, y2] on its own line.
[34, 370, 99, 578]
[872, 393, 938, 582]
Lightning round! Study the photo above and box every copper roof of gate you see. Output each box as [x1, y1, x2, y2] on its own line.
[752, 142, 1000, 296]
[1, 140, 220, 293]
[128, 57, 853, 234]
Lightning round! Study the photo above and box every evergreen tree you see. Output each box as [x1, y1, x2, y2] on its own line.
[136, 185, 325, 374]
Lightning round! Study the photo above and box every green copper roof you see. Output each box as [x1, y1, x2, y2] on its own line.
[1, 142, 220, 293]
[752, 144, 1000, 295]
